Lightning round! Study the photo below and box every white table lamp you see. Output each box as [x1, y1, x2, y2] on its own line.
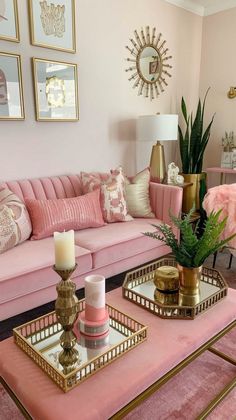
[137, 114, 178, 182]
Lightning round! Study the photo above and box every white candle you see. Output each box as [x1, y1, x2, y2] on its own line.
[85, 275, 105, 308]
[54, 230, 75, 270]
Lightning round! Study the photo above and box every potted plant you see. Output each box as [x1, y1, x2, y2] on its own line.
[178, 88, 215, 213]
[144, 208, 236, 297]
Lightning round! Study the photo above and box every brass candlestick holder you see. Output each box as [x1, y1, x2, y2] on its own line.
[53, 263, 80, 374]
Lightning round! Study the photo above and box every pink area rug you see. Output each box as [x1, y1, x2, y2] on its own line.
[0, 329, 235, 420]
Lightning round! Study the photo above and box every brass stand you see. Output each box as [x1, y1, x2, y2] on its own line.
[53, 264, 80, 374]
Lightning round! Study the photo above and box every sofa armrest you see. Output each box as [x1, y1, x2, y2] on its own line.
[150, 182, 183, 229]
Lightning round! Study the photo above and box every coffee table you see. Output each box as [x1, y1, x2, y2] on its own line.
[0, 287, 236, 419]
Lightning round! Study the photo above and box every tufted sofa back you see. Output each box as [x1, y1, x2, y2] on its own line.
[0, 175, 83, 202]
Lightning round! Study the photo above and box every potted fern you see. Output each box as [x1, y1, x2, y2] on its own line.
[144, 208, 236, 297]
[178, 88, 215, 213]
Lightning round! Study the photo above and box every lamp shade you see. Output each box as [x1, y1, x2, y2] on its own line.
[137, 114, 178, 142]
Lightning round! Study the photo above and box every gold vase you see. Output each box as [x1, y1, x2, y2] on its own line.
[178, 264, 202, 296]
[182, 173, 206, 213]
[54, 264, 80, 374]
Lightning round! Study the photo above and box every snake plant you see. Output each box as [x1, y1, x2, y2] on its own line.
[143, 208, 236, 268]
[178, 88, 215, 174]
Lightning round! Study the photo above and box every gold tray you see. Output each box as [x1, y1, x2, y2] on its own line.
[122, 257, 228, 320]
[13, 300, 147, 392]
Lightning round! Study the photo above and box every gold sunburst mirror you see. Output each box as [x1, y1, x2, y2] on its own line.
[125, 26, 172, 100]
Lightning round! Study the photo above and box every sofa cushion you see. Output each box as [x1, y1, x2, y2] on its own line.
[25, 189, 105, 240]
[0, 189, 32, 254]
[124, 168, 155, 218]
[81, 168, 132, 223]
[0, 238, 92, 305]
[0, 175, 83, 202]
[74, 218, 163, 269]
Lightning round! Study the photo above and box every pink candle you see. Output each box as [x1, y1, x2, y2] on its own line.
[78, 274, 109, 336]
[85, 275, 106, 322]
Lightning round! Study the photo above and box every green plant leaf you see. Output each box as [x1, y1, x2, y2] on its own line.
[178, 88, 214, 174]
[195, 115, 215, 172]
[201, 87, 211, 122]
[189, 99, 202, 173]
[181, 97, 188, 124]
[143, 208, 236, 268]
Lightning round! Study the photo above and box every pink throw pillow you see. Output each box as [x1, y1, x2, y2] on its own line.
[25, 189, 105, 240]
[81, 168, 133, 223]
[0, 189, 32, 254]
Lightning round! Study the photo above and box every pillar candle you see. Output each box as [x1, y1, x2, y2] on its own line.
[54, 230, 75, 270]
[85, 275, 106, 321]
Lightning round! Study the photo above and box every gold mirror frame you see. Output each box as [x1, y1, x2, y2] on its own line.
[125, 26, 172, 100]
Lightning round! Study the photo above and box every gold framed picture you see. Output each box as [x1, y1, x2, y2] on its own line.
[0, 52, 25, 120]
[28, 0, 76, 53]
[0, 0, 20, 43]
[32, 57, 79, 121]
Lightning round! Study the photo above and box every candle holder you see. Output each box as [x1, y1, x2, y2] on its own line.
[53, 263, 80, 374]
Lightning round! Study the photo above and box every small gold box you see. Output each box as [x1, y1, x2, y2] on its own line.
[154, 265, 179, 292]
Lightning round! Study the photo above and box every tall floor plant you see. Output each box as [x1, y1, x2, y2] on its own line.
[178, 89, 215, 216]
[178, 88, 215, 174]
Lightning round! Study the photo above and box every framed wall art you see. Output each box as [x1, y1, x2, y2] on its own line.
[0, 52, 25, 120]
[32, 57, 79, 121]
[0, 0, 20, 43]
[29, 0, 76, 53]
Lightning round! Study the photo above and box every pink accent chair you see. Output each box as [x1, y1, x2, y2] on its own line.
[203, 183, 236, 268]
[0, 175, 183, 320]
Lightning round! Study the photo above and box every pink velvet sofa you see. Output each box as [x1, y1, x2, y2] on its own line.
[0, 175, 183, 321]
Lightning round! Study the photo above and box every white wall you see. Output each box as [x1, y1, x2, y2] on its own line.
[0, 0, 203, 181]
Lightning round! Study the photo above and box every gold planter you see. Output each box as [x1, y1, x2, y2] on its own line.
[178, 265, 202, 296]
[182, 173, 206, 213]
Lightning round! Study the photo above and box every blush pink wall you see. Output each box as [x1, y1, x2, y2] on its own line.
[200, 7, 236, 186]
[0, 0, 202, 182]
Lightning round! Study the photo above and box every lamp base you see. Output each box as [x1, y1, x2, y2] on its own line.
[150, 141, 166, 183]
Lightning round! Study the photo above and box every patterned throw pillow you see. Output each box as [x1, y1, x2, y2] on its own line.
[81, 168, 133, 223]
[25, 189, 105, 240]
[0, 189, 32, 254]
[124, 168, 155, 218]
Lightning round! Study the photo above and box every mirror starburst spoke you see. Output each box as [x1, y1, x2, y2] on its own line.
[125, 26, 172, 100]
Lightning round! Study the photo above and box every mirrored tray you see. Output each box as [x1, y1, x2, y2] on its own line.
[13, 301, 147, 392]
[122, 257, 228, 320]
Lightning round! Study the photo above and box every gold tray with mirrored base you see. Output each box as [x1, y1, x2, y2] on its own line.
[122, 257, 228, 320]
[13, 300, 147, 392]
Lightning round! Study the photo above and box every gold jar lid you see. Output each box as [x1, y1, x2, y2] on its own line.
[154, 265, 179, 292]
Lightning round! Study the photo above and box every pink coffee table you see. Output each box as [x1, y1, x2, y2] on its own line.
[0, 287, 236, 419]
